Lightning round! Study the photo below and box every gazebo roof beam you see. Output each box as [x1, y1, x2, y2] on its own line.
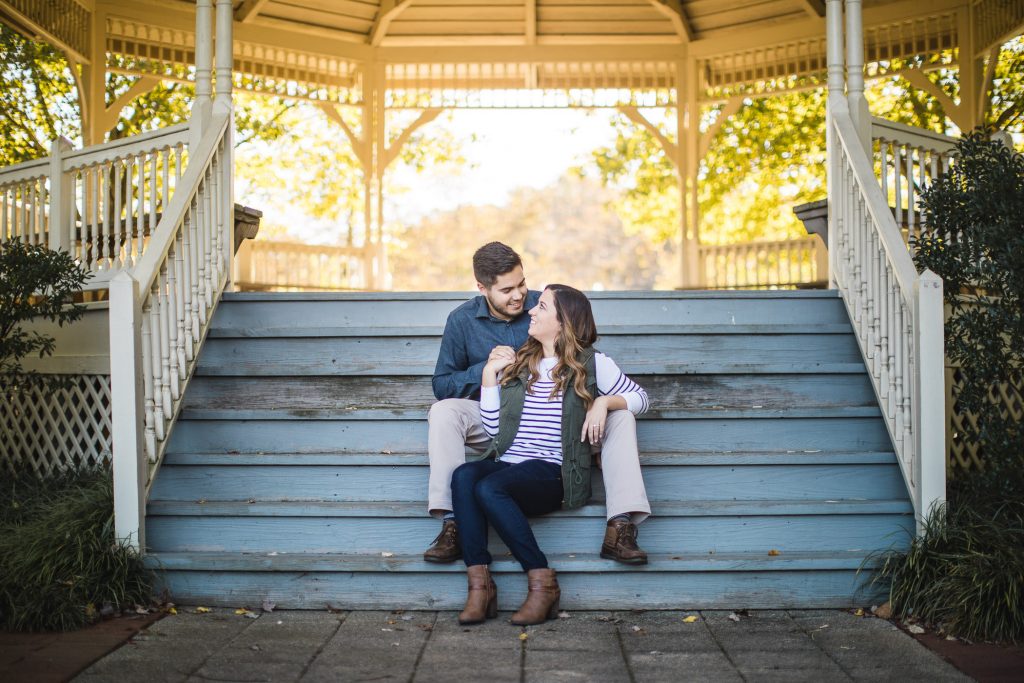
[689, 0, 964, 57]
[370, 0, 414, 47]
[235, 0, 272, 24]
[645, 0, 692, 42]
[797, 0, 826, 19]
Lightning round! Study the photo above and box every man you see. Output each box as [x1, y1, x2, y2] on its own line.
[424, 241, 651, 564]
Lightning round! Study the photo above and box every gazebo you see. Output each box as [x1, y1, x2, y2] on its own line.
[3, 0, 1018, 290]
[1, 0, 1021, 608]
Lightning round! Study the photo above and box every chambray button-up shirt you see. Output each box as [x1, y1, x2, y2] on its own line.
[431, 290, 541, 401]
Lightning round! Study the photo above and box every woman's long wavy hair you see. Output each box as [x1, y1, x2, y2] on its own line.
[503, 284, 598, 408]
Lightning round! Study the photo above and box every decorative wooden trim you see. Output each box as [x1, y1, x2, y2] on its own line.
[644, 0, 691, 42]
[234, 0, 271, 24]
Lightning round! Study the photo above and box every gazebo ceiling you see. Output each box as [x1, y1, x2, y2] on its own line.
[2, 0, 1022, 104]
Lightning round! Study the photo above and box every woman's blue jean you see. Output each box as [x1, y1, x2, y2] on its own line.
[451, 458, 563, 571]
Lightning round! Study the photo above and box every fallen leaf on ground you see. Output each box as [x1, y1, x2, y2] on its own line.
[262, 600, 276, 613]
[728, 613, 741, 622]
[872, 602, 893, 619]
[853, 608, 864, 617]
[768, 549, 781, 556]
[682, 616, 699, 623]
[235, 608, 252, 616]
[166, 607, 178, 615]
[557, 611, 571, 619]
[381, 551, 395, 557]
[907, 624, 925, 635]
[519, 633, 528, 641]
[195, 607, 212, 614]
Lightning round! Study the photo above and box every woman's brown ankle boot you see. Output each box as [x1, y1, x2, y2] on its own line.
[510, 568, 560, 626]
[458, 564, 497, 624]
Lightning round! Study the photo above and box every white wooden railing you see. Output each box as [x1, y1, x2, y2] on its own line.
[1, 157, 50, 244]
[829, 101, 945, 526]
[871, 117, 956, 247]
[698, 235, 828, 289]
[109, 112, 232, 550]
[234, 239, 367, 291]
[0, 125, 190, 288]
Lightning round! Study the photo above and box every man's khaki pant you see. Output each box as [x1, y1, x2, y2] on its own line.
[426, 398, 651, 523]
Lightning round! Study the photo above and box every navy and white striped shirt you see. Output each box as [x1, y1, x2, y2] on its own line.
[480, 353, 649, 466]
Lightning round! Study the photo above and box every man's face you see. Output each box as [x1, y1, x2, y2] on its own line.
[478, 265, 528, 321]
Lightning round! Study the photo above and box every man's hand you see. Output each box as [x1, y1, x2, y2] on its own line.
[482, 346, 516, 387]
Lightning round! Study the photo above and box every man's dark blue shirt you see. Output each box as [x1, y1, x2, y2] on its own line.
[432, 290, 541, 401]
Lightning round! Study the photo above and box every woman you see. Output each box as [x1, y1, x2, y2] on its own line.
[450, 284, 649, 625]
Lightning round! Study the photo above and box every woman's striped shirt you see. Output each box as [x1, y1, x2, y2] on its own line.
[479, 353, 649, 466]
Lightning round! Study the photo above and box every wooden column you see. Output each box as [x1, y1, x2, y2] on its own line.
[81, 4, 106, 146]
[825, 0, 844, 289]
[957, 5, 982, 132]
[678, 58, 701, 289]
[845, 0, 870, 152]
[191, 0, 214, 147]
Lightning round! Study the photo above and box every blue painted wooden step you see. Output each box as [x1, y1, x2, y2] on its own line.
[146, 291, 912, 610]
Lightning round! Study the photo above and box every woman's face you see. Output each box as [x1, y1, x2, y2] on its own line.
[528, 288, 561, 347]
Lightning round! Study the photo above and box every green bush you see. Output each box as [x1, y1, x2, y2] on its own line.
[0, 468, 154, 631]
[914, 131, 1024, 501]
[0, 239, 88, 392]
[876, 501, 1024, 643]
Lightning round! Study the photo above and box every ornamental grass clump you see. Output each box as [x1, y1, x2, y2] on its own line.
[0, 468, 154, 631]
[876, 501, 1024, 643]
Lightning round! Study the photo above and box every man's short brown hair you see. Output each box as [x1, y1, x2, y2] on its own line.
[473, 242, 523, 287]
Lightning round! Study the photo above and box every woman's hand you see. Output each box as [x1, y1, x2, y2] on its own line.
[581, 396, 610, 444]
[481, 345, 516, 387]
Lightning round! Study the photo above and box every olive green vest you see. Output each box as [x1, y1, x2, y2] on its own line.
[471, 348, 597, 510]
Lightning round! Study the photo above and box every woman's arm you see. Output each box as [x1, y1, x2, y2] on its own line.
[480, 347, 516, 436]
[581, 353, 649, 443]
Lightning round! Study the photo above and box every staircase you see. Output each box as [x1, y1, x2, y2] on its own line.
[144, 290, 913, 609]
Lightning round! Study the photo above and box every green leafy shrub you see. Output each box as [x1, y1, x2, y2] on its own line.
[879, 132, 1024, 644]
[914, 131, 1024, 502]
[876, 502, 1024, 643]
[0, 239, 88, 391]
[0, 468, 154, 631]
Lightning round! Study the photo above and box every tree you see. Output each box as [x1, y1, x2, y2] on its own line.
[580, 37, 1024, 249]
[388, 175, 673, 290]
[0, 23, 295, 166]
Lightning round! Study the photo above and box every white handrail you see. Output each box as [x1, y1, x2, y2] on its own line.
[830, 97, 946, 527]
[110, 112, 232, 550]
[62, 123, 190, 168]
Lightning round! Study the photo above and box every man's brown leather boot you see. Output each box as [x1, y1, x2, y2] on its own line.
[509, 568, 560, 625]
[600, 518, 648, 565]
[423, 518, 461, 563]
[458, 564, 498, 624]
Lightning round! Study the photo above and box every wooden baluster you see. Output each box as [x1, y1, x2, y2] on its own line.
[90, 166, 101, 270]
[123, 156, 134, 267]
[196, 181, 210, 322]
[158, 265, 173, 419]
[150, 152, 158, 246]
[173, 231, 188, 378]
[165, 245, 181, 402]
[162, 148, 171, 221]
[870, 230, 882, 378]
[181, 205, 196, 361]
[113, 159, 123, 269]
[101, 161, 112, 269]
[144, 294, 165, 446]
[905, 145, 915, 244]
[136, 154, 146, 262]
[139, 298, 157, 462]
[188, 199, 202, 346]
[1, 186, 8, 240]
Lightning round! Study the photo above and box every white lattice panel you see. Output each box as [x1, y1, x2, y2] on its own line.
[0, 375, 112, 476]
